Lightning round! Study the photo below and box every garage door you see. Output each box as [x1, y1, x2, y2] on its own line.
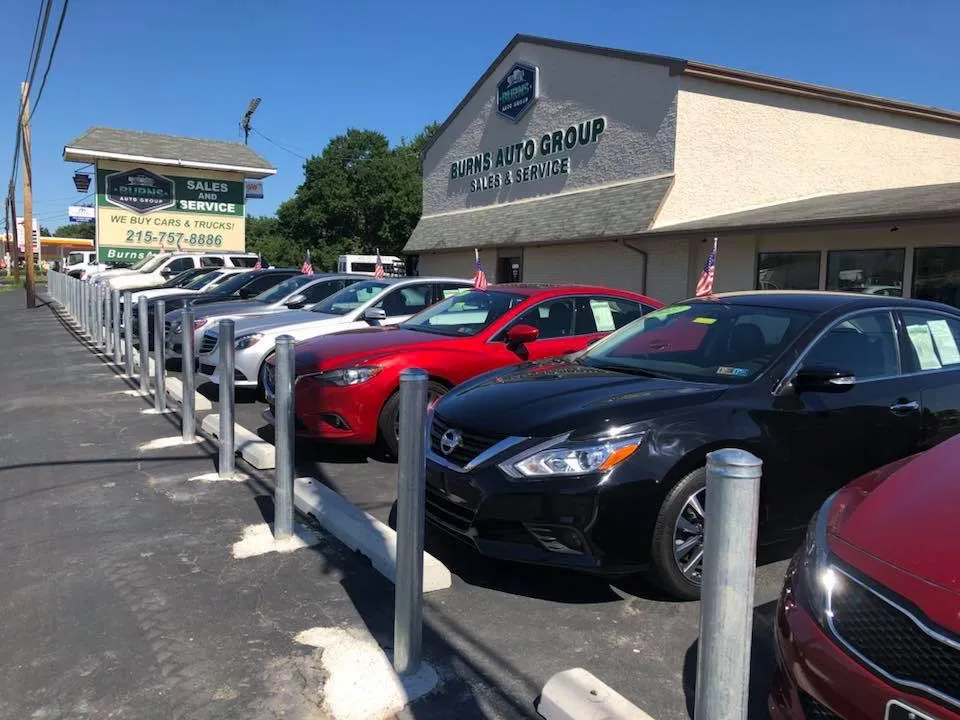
[523, 243, 647, 294]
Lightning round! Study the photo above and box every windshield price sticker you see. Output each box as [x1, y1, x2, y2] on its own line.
[927, 319, 960, 365]
[906, 324, 942, 370]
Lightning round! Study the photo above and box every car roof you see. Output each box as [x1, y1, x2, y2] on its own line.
[685, 290, 960, 315]
[354, 276, 471, 286]
[483, 283, 661, 302]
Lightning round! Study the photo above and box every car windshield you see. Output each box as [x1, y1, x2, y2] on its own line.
[163, 270, 200, 288]
[67, 252, 84, 266]
[184, 271, 222, 290]
[254, 275, 314, 304]
[581, 301, 816, 384]
[400, 289, 527, 336]
[207, 272, 256, 296]
[134, 254, 167, 272]
[312, 280, 389, 315]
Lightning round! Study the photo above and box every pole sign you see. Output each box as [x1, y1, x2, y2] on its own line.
[95, 161, 246, 264]
[68, 205, 95, 223]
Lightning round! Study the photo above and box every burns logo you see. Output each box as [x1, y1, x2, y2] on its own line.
[497, 62, 538, 122]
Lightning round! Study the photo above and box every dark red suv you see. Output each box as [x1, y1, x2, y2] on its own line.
[769, 434, 960, 720]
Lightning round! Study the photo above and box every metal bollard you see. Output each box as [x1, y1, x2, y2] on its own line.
[154, 300, 166, 412]
[274, 335, 296, 539]
[694, 449, 763, 720]
[112, 290, 121, 364]
[95, 286, 102, 347]
[81, 282, 88, 334]
[105, 285, 113, 355]
[181, 309, 196, 442]
[393, 367, 429, 676]
[123, 292, 134, 377]
[218, 319, 236, 479]
[138, 296, 150, 394]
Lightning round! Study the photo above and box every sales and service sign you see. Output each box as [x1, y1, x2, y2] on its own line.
[96, 161, 246, 263]
[497, 63, 538, 121]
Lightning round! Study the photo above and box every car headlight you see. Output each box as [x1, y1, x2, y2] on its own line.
[235, 333, 264, 349]
[796, 492, 841, 627]
[193, 318, 208, 330]
[499, 432, 645, 479]
[306, 366, 382, 386]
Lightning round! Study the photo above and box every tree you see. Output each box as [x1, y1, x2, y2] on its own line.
[40, 225, 51, 236]
[53, 223, 95, 239]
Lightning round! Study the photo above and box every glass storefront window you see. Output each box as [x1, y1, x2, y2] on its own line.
[756, 252, 821, 290]
[912, 247, 960, 309]
[826, 249, 904, 296]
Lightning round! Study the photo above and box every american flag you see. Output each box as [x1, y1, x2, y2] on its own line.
[253, 253, 262, 269]
[695, 238, 717, 297]
[473, 248, 488, 291]
[301, 249, 313, 275]
[374, 249, 384, 279]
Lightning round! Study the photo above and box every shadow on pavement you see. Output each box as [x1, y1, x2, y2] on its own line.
[681, 599, 778, 720]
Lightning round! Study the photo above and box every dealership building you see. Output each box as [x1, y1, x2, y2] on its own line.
[406, 35, 960, 306]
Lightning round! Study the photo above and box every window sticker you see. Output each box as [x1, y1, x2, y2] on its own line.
[590, 301, 616, 332]
[927, 320, 960, 365]
[693, 317, 716, 325]
[716, 366, 750, 377]
[906, 324, 942, 370]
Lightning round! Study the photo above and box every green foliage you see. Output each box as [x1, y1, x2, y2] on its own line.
[246, 122, 437, 271]
[53, 223, 95, 239]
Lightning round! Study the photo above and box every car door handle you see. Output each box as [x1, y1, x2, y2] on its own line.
[889, 400, 920, 414]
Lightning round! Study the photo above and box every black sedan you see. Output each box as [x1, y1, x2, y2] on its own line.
[424, 291, 960, 599]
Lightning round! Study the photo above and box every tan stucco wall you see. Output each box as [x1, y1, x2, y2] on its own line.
[655, 77, 960, 227]
[421, 41, 678, 216]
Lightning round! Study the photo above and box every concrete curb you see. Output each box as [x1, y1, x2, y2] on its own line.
[164, 376, 213, 412]
[131, 350, 156, 375]
[200, 413, 275, 470]
[293, 477, 452, 593]
[537, 668, 656, 720]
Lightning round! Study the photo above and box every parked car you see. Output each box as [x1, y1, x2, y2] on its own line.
[769, 433, 960, 720]
[116, 266, 219, 299]
[264, 284, 662, 456]
[164, 273, 367, 360]
[123, 269, 249, 330]
[420, 291, 960, 599]
[63, 250, 97, 279]
[95, 251, 260, 290]
[196, 277, 472, 394]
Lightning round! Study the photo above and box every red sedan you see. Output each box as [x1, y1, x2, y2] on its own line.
[769, 433, 960, 720]
[264, 284, 662, 455]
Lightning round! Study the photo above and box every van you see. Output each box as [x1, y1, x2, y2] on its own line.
[336, 254, 405, 277]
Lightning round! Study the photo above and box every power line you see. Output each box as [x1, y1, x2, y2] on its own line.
[28, 0, 70, 122]
[250, 127, 309, 160]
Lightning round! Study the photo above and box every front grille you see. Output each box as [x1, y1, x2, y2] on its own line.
[429, 413, 505, 468]
[798, 691, 842, 720]
[831, 568, 960, 708]
[200, 333, 218, 355]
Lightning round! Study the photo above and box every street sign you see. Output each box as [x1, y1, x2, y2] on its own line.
[73, 172, 91, 192]
[245, 180, 264, 199]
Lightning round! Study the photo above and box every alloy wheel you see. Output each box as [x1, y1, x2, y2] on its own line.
[672, 488, 706, 584]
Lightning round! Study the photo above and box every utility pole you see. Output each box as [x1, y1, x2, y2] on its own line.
[20, 82, 36, 308]
[9, 183, 20, 284]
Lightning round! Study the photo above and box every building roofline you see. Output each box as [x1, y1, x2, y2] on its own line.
[63, 146, 277, 178]
[419, 34, 960, 162]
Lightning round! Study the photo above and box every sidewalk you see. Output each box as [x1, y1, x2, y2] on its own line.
[0, 288, 526, 720]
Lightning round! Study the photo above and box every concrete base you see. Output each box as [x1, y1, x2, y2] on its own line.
[293, 477, 451, 593]
[165, 376, 213, 412]
[200, 413, 275, 470]
[537, 668, 656, 720]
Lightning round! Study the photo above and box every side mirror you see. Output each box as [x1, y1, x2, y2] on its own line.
[364, 307, 387, 322]
[284, 293, 307, 309]
[506, 324, 539, 346]
[794, 366, 857, 393]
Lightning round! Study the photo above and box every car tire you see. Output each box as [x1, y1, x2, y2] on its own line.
[256, 352, 275, 403]
[648, 466, 707, 601]
[377, 380, 448, 459]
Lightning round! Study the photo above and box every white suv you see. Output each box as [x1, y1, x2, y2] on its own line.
[97, 252, 260, 291]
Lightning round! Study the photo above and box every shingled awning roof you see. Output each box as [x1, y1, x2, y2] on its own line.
[648, 181, 960, 236]
[63, 127, 276, 178]
[404, 175, 673, 253]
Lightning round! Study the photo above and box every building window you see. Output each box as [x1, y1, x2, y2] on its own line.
[913, 247, 960, 309]
[756, 252, 820, 290]
[826, 249, 904, 296]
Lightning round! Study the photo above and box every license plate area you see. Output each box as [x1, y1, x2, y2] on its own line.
[886, 700, 941, 720]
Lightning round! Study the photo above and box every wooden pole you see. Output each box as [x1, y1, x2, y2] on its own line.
[20, 82, 36, 307]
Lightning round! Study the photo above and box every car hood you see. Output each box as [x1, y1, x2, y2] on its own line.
[831, 436, 960, 595]
[293, 327, 449, 369]
[190, 300, 270, 318]
[208, 310, 338, 336]
[138, 290, 200, 305]
[435, 359, 726, 439]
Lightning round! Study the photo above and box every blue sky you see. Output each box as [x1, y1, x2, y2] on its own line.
[2, 0, 958, 230]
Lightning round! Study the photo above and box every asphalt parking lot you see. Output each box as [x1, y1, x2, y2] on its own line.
[161, 360, 792, 720]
